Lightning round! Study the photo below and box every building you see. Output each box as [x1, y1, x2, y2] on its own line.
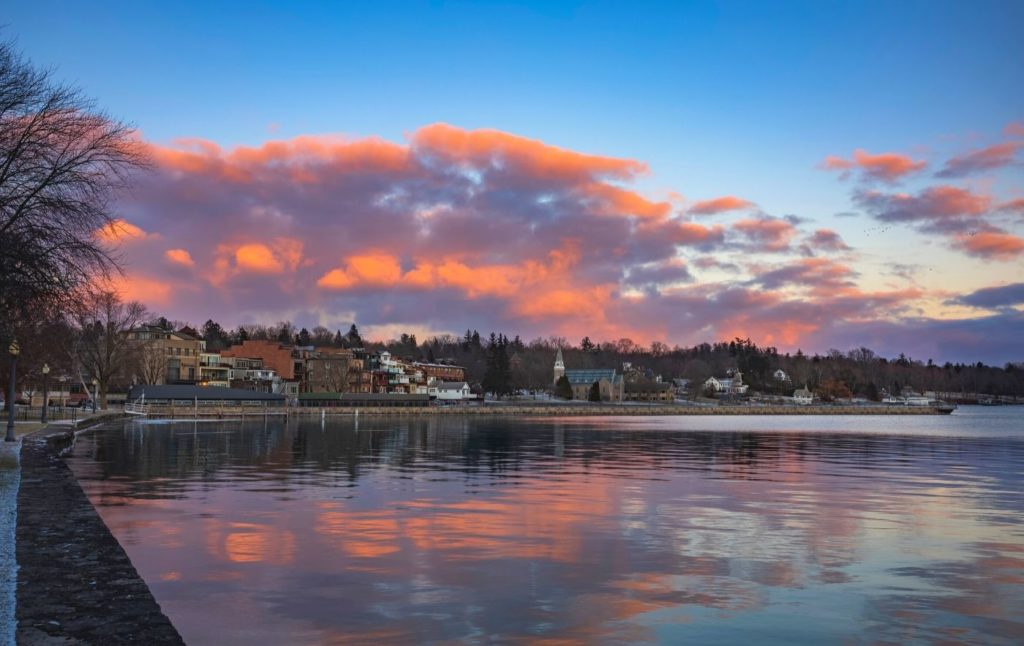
[792, 387, 813, 405]
[429, 381, 473, 401]
[222, 340, 298, 380]
[553, 348, 625, 401]
[553, 348, 566, 386]
[127, 384, 286, 406]
[305, 350, 369, 393]
[624, 380, 674, 402]
[297, 392, 431, 408]
[705, 371, 749, 396]
[199, 353, 232, 387]
[773, 369, 790, 382]
[414, 361, 466, 383]
[127, 325, 205, 384]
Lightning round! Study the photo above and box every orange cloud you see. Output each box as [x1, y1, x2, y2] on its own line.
[103, 274, 173, 306]
[209, 237, 305, 286]
[235, 243, 285, 273]
[411, 123, 647, 182]
[317, 252, 403, 289]
[953, 231, 1024, 260]
[1005, 121, 1024, 137]
[96, 218, 148, 244]
[688, 196, 755, 215]
[822, 149, 926, 182]
[164, 248, 195, 267]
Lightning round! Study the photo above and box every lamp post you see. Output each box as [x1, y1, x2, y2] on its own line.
[91, 378, 98, 413]
[41, 363, 50, 424]
[59, 375, 67, 410]
[6, 340, 19, 442]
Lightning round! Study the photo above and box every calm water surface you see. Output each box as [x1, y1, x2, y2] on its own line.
[66, 408, 1024, 644]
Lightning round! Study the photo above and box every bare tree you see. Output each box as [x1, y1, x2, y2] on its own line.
[0, 38, 148, 344]
[73, 291, 149, 407]
[134, 341, 168, 385]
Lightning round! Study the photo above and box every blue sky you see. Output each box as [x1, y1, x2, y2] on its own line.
[6, 1, 1024, 361]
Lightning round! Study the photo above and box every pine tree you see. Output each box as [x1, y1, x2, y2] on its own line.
[555, 375, 573, 400]
[347, 323, 363, 347]
[588, 381, 602, 402]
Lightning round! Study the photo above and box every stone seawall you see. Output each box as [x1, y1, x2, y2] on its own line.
[16, 418, 183, 644]
[291, 404, 950, 416]
[138, 403, 952, 418]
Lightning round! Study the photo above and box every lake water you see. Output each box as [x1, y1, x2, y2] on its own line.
[65, 407, 1024, 645]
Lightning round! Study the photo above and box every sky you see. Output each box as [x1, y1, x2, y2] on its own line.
[7, 1, 1024, 363]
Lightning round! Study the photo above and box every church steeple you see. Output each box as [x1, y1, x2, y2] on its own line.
[553, 347, 565, 386]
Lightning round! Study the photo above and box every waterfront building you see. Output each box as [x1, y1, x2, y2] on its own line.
[624, 380, 674, 402]
[222, 340, 298, 380]
[127, 384, 286, 406]
[127, 325, 205, 384]
[413, 361, 466, 383]
[792, 387, 813, 405]
[705, 371, 749, 395]
[429, 381, 473, 401]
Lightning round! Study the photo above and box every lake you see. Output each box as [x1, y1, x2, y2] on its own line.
[65, 407, 1024, 644]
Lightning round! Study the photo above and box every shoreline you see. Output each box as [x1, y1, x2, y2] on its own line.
[137, 403, 956, 418]
[14, 416, 183, 644]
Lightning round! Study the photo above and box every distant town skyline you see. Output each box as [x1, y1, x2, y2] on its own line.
[7, 1, 1024, 364]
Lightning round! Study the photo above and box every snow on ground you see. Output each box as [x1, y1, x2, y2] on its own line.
[0, 437, 20, 645]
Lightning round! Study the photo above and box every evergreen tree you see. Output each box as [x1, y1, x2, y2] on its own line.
[201, 319, 228, 351]
[334, 329, 344, 346]
[588, 381, 602, 402]
[347, 323, 363, 347]
[482, 333, 513, 397]
[297, 327, 312, 346]
[555, 375, 573, 400]
[581, 336, 594, 352]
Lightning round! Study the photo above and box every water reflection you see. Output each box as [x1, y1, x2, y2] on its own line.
[66, 410, 1024, 645]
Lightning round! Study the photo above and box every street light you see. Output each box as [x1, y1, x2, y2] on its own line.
[6, 340, 19, 442]
[59, 375, 67, 410]
[91, 378, 98, 413]
[41, 363, 50, 424]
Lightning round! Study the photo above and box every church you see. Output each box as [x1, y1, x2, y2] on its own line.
[553, 347, 625, 402]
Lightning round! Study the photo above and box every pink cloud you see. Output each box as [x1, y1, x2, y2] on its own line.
[687, 196, 755, 215]
[953, 230, 1024, 260]
[936, 141, 1022, 178]
[821, 149, 926, 183]
[854, 185, 991, 233]
[803, 229, 852, 253]
[1005, 122, 1024, 138]
[732, 217, 798, 252]
[106, 124, 1024, 362]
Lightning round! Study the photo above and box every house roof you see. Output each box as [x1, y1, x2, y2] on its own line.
[625, 381, 673, 393]
[565, 369, 619, 385]
[436, 381, 469, 390]
[298, 392, 430, 402]
[129, 384, 285, 401]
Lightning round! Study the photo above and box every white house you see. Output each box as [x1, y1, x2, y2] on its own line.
[792, 387, 813, 405]
[773, 369, 790, 382]
[705, 371, 749, 395]
[430, 381, 473, 401]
